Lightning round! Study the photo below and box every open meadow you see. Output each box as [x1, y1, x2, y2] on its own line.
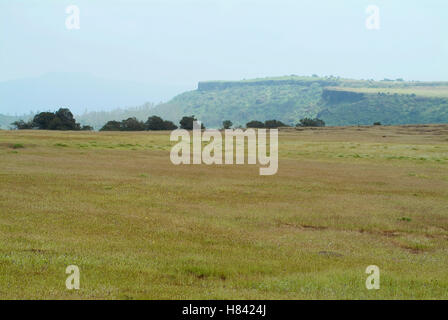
[1, 125, 448, 299]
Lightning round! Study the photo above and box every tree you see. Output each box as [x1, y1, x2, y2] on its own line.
[246, 120, 265, 128]
[146, 116, 178, 130]
[146, 116, 165, 130]
[222, 120, 233, 129]
[296, 118, 325, 127]
[264, 119, 287, 128]
[100, 120, 122, 131]
[54, 108, 79, 130]
[48, 116, 64, 130]
[120, 117, 146, 131]
[32, 112, 56, 129]
[81, 125, 93, 131]
[15, 108, 87, 130]
[180, 115, 204, 130]
[162, 120, 178, 130]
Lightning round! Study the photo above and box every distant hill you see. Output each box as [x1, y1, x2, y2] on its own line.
[149, 76, 448, 127]
[3, 75, 448, 129]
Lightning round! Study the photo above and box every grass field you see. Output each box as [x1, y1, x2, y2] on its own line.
[1, 125, 448, 299]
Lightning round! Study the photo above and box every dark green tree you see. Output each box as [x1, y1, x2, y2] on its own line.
[54, 108, 80, 130]
[100, 120, 122, 131]
[246, 120, 265, 128]
[264, 119, 287, 128]
[179, 116, 204, 130]
[146, 116, 165, 130]
[296, 118, 325, 127]
[222, 120, 233, 129]
[162, 120, 178, 130]
[32, 112, 56, 129]
[81, 125, 94, 131]
[120, 117, 146, 131]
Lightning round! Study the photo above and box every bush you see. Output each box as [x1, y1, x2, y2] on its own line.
[100, 116, 178, 131]
[11, 143, 24, 149]
[11, 108, 89, 131]
[32, 112, 56, 129]
[146, 116, 165, 130]
[53, 108, 80, 130]
[373, 122, 382, 126]
[100, 121, 122, 131]
[222, 120, 233, 129]
[146, 116, 178, 130]
[121, 117, 146, 131]
[246, 120, 265, 128]
[296, 118, 325, 127]
[162, 120, 178, 130]
[180, 116, 204, 130]
[81, 125, 93, 131]
[264, 119, 288, 128]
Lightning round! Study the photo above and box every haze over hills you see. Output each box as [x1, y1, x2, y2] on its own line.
[2, 75, 448, 129]
[0, 72, 190, 115]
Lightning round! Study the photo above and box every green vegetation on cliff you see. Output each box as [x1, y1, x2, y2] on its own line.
[151, 76, 448, 128]
[318, 89, 448, 126]
[151, 78, 327, 127]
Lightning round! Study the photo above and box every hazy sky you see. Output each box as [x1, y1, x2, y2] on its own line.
[0, 0, 447, 89]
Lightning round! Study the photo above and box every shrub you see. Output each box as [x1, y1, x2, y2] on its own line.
[162, 120, 178, 130]
[81, 125, 94, 131]
[222, 120, 233, 129]
[296, 118, 325, 127]
[100, 121, 122, 131]
[32, 112, 56, 129]
[120, 117, 146, 131]
[12, 108, 90, 131]
[264, 119, 288, 128]
[146, 116, 165, 130]
[100, 116, 177, 131]
[246, 120, 265, 128]
[146, 116, 178, 130]
[180, 116, 204, 130]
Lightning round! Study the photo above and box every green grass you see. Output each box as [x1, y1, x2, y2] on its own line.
[0, 125, 447, 299]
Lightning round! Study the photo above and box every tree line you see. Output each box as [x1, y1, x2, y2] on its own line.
[100, 115, 205, 131]
[100, 117, 326, 131]
[11, 108, 326, 131]
[245, 118, 325, 128]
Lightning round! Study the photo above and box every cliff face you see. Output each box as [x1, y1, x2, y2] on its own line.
[198, 79, 338, 91]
